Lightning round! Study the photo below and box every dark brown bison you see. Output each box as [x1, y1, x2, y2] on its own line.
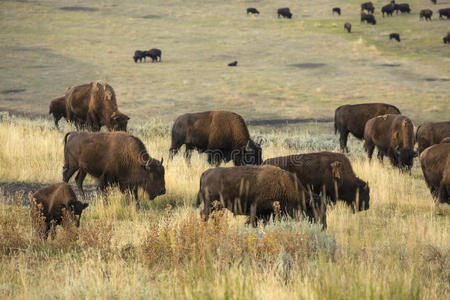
[431, 0, 437, 4]
[334, 103, 401, 152]
[65, 81, 129, 131]
[133, 50, 146, 63]
[382, 3, 395, 17]
[332, 7, 341, 15]
[49, 96, 67, 128]
[394, 3, 411, 14]
[416, 121, 450, 154]
[263, 152, 370, 212]
[344, 22, 352, 33]
[31, 183, 88, 240]
[364, 114, 416, 170]
[420, 9, 433, 21]
[228, 61, 238, 67]
[361, 12, 376, 24]
[277, 7, 292, 19]
[439, 8, 450, 19]
[145, 48, 161, 62]
[196, 165, 326, 227]
[169, 110, 262, 166]
[361, 2, 375, 13]
[444, 32, 450, 44]
[62, 131, 165, 206]
[247, 8, 259, 15]
[389, 33, 401, 42]
[420, 143, 450, 204]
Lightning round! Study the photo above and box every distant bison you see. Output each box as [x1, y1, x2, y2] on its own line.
[395, 3, 411, 14]
[444, 32, 450, 43]
[228, 61, 238, 67]
[334, 103, 401, 152]
[196, 165, 327, 227]
[416, 121, 450, 154]
[420, 9, 433, 21]
[420, 143, 450, 204]
[169, 110, 262, 166]
[277, 7, 292, 19]
[145, 48, 162, 62]
[439, 8, 450, 19]
[361, 12, 376, 24]
[382, 3, 395, 17]
[133, 50, 146, 63]
[361, 2, 375, 14]
[247, 8, 259, 15]
[31, 183, 88, 240]
[364, 114, 416, 170]
[65, 81, 129, 132]
[389, 33, 401, 42]
[263, 152, 370, 212]
[49, 96, 67, 128]
[63, 131, 165, 206]
[431, 0, 437, 4]
[332, 7, 341, 15]
[344, 22, 352, 33]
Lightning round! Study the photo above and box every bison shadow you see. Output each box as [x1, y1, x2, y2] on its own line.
[289, 63, 326, 69]
[60, 7, 99, 12]
[141, 15, 162, 19]
[1, 89, 26, 94]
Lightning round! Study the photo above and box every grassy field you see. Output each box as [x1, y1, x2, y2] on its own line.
[0, 0, 449, 299]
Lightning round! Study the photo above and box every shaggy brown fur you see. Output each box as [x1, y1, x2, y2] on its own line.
[65, 81, 129, 131]
[416, 121, 450, 154]
[196, 165, 326, 227]
[32, 183, 88, 239]
[62, 132, 165, 206]
[420, 143, 450, 204]
[420, 9, 433, 21]
[334, 103, 401, 152]
[49, 96, 67, 128]
[169, 110, 262, 166]
[440, 137, 450, 143]
[364, 114, 416, 170]
[344, 22, 352, 33]
[263, 152, 370, 212]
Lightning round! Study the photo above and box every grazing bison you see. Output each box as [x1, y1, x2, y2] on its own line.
[439, 8, 450, 19]
[263, 152, 370, 212]
[145, 48, 162, 62]
[361, 12, 376, 24]
[420, 143, 450, 204]
[196, 165, 327, 227]
[277, 7, 292, 19]
[443, 32, 450, 43]
[49, 96, 67, 128]
[334, 103, 401, 152]
[416, 121, 450, 154]
[247, 8, 259, 15]
[382, 3, 395, 16]
[395, 3, 411, 14]
[420, 9, 433, 21]
[389, 33, 401, 42]
[361, 2, 375, 13]
[228, 61, 238, 67]
[431, 0, 437, 4]
[364, 114, 416, 170]
[332, 7, 341, 15]
[169, 111, 262, 166]
[133, 50, 146, 63]
[344, 22, 352, 33]
[63, 131, 165, 206]
[31, 183, 88, 240]
[65, 81, 129, 132]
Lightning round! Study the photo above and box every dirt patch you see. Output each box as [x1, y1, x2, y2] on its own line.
[142, 15, 161, 19]
[60, 7, 99, 12]
[248, 117, 332, 126]
[424, 78, 450, 82]
[290, 63, 326, 69]
[380, 63, 401, 67]
[1, 89, 26, 94]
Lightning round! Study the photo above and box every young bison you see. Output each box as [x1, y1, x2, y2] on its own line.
[389, 33, 401, 42]
[31, 183, 88, 240]
[344, 22, 352, 33]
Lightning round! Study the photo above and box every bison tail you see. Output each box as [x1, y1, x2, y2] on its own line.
[195, 191, 202, 207]
[64, 132, 73, 146]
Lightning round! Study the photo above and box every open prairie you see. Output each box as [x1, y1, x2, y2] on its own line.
[0, 0, 449, 299]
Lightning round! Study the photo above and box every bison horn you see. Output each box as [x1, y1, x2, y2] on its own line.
[160, 157, 164, 164]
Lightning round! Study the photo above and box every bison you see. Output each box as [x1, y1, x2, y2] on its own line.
[247, 8, 259, 15]
[196, 165, 327, 227]
[49, 96, 67, 128]
[277, 7, 292, 19]
[62, 131, 165, 207]
[439, 8, 450, 19]
[263, 152, 370, 212]
[31, 183, 88, 240]
[389, 33, 401, 42]
[334, 103, 401, 152]
[416, 121, 450, 154]
[364, 114, 416, 170]
[361, 12, 376, 24]
[145, 48, 161, 62]
[133, 50, 146, 63]
[420, 9, 433, 21]
[382, 3, 395, 17]
[332, 7, 341, 16]
[65, 81, 129, 132]
[361, 2, 375, 13]
[420, 143, 450, 204]
[444, 32, 450, 43]
[395, 3, 411, 14]
[431, 0, 437, 4]
[344, 22, 352, 33]
[228, 61, 238, 67]
[169, 110, 262, 166]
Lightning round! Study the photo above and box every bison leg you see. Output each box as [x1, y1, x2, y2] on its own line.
[376, 148, 385, 162]
[438, 182, 450, 204]
[63, 162, 78, 183]
[364, 142, 375, 160]
[338, 130, 349, 152]
[184, 146, 193, 164]
[249, 202, 257, 227]
[75, 170, 87, 199]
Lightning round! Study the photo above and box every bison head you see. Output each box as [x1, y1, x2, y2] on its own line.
[395, 147, 416, 170]
[142, 157, 166, 200]
[110, 112, 129, 131]
[67, 201, 89, 227]
[356, 180, 370, 211]
[243, 140, 262, 165]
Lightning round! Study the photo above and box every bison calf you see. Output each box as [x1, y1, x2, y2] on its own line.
[247, 8, 259, 15]
[332, 7, 341, 16]
[420, 143, 450, 204]
[197, 165, 327, 227]
[277, 7, 292, 19]
[344, 22, 352, 33]
[389, 33, 401, 42]
[31, 183, 88, 240]
[420, 9, 433, 21]
[49, 96, 67, 128]
[416, 121, 450, 154]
